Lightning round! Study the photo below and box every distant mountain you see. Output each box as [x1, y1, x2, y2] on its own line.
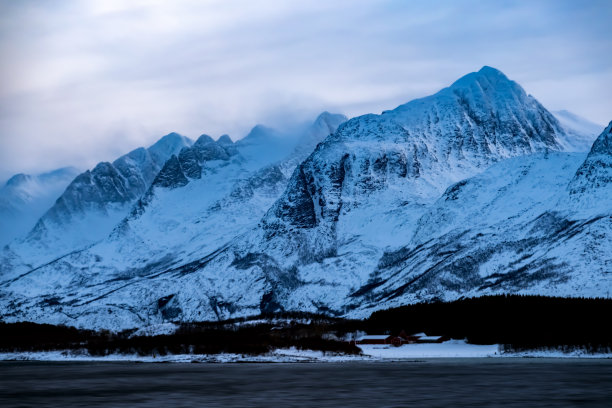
[0, 167, 81, 246]
[0, 67, 609, 331]
[553, 110, 604, 151]
[1, 133, 193, 275]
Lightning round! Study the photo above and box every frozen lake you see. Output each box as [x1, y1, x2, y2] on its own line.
[1, 359, 611, 407]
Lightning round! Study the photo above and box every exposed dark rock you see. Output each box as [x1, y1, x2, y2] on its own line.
[152, 156, 189, 189]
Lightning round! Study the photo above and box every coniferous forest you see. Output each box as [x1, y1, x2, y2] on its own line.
[1, 295, 611, 356]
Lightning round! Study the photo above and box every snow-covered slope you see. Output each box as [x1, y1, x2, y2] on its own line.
[1, 133, 193, 276]
[347, 149, 610, 315]
[0, 167, 80, 246]
[0, 67, 609, 330]
[553, 110, 604, 152]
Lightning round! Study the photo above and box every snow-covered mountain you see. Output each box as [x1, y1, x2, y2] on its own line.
[0, 112, 347, 328]
[257, 66, 568, 262]
[1, 133, 193, 276]
[106, 111, 347, 274]
[0, 67, 609, 330]
[0, 167, 80, 246]
[553, 109, 604, 151]
[208, 66, 609, 317]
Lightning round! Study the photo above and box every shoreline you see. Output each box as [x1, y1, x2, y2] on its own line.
[2, 341, 610, 363]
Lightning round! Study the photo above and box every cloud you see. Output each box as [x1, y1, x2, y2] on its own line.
[0, 0, 611, 179]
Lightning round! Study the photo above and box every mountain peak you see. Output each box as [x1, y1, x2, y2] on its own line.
[155, 132, 187, 145]
[314, 111, 348, 129]
[241, 125, 279, 143]
[92, 161, 115, 173]
[151, 131, 189, 147]
[4, 167, 81, 189]
[249, 124, 274, 134]
[315, 111, 346, 121]
[5, 174, 31, 188]
[374, 66, 562, 160]
[217, 134, 233, 145]
[478, 65, 505, 76]
[449, 66, 515, 91]
[148, 132, 193, 164]
[195, 134, 215, 146]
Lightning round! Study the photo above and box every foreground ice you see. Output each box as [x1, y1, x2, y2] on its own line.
[358, 340, 500, 359]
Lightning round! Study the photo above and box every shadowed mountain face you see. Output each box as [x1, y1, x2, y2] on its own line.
[0, 68, 609, 330]
[568, 122, 612, 195]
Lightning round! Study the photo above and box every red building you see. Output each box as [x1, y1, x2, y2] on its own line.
[398, 330, 420, 344]
[355, 335, 395, 345]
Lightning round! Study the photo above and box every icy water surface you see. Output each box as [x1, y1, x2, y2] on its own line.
[1, 359, 611, 407]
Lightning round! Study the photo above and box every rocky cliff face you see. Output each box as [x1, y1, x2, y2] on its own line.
[150, 134, 235, 189]
[568, 122, 612, 195]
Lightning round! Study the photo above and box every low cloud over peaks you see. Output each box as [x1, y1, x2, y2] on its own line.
[0, 0, 610, 179]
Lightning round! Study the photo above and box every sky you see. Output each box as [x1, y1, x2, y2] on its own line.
[0, 0, 611, 180]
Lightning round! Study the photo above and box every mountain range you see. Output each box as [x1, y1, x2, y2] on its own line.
[0, 66, 609, 330]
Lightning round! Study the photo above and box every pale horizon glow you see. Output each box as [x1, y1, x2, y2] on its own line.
[0, 0, 611, 180]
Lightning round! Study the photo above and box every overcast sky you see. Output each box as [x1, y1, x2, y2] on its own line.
[1, 0, 611, 180]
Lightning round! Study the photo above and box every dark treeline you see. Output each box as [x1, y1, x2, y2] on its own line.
[0, 320, 360, 356]
[1, 295, 611, 355]
[363, 295, 612, 353]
